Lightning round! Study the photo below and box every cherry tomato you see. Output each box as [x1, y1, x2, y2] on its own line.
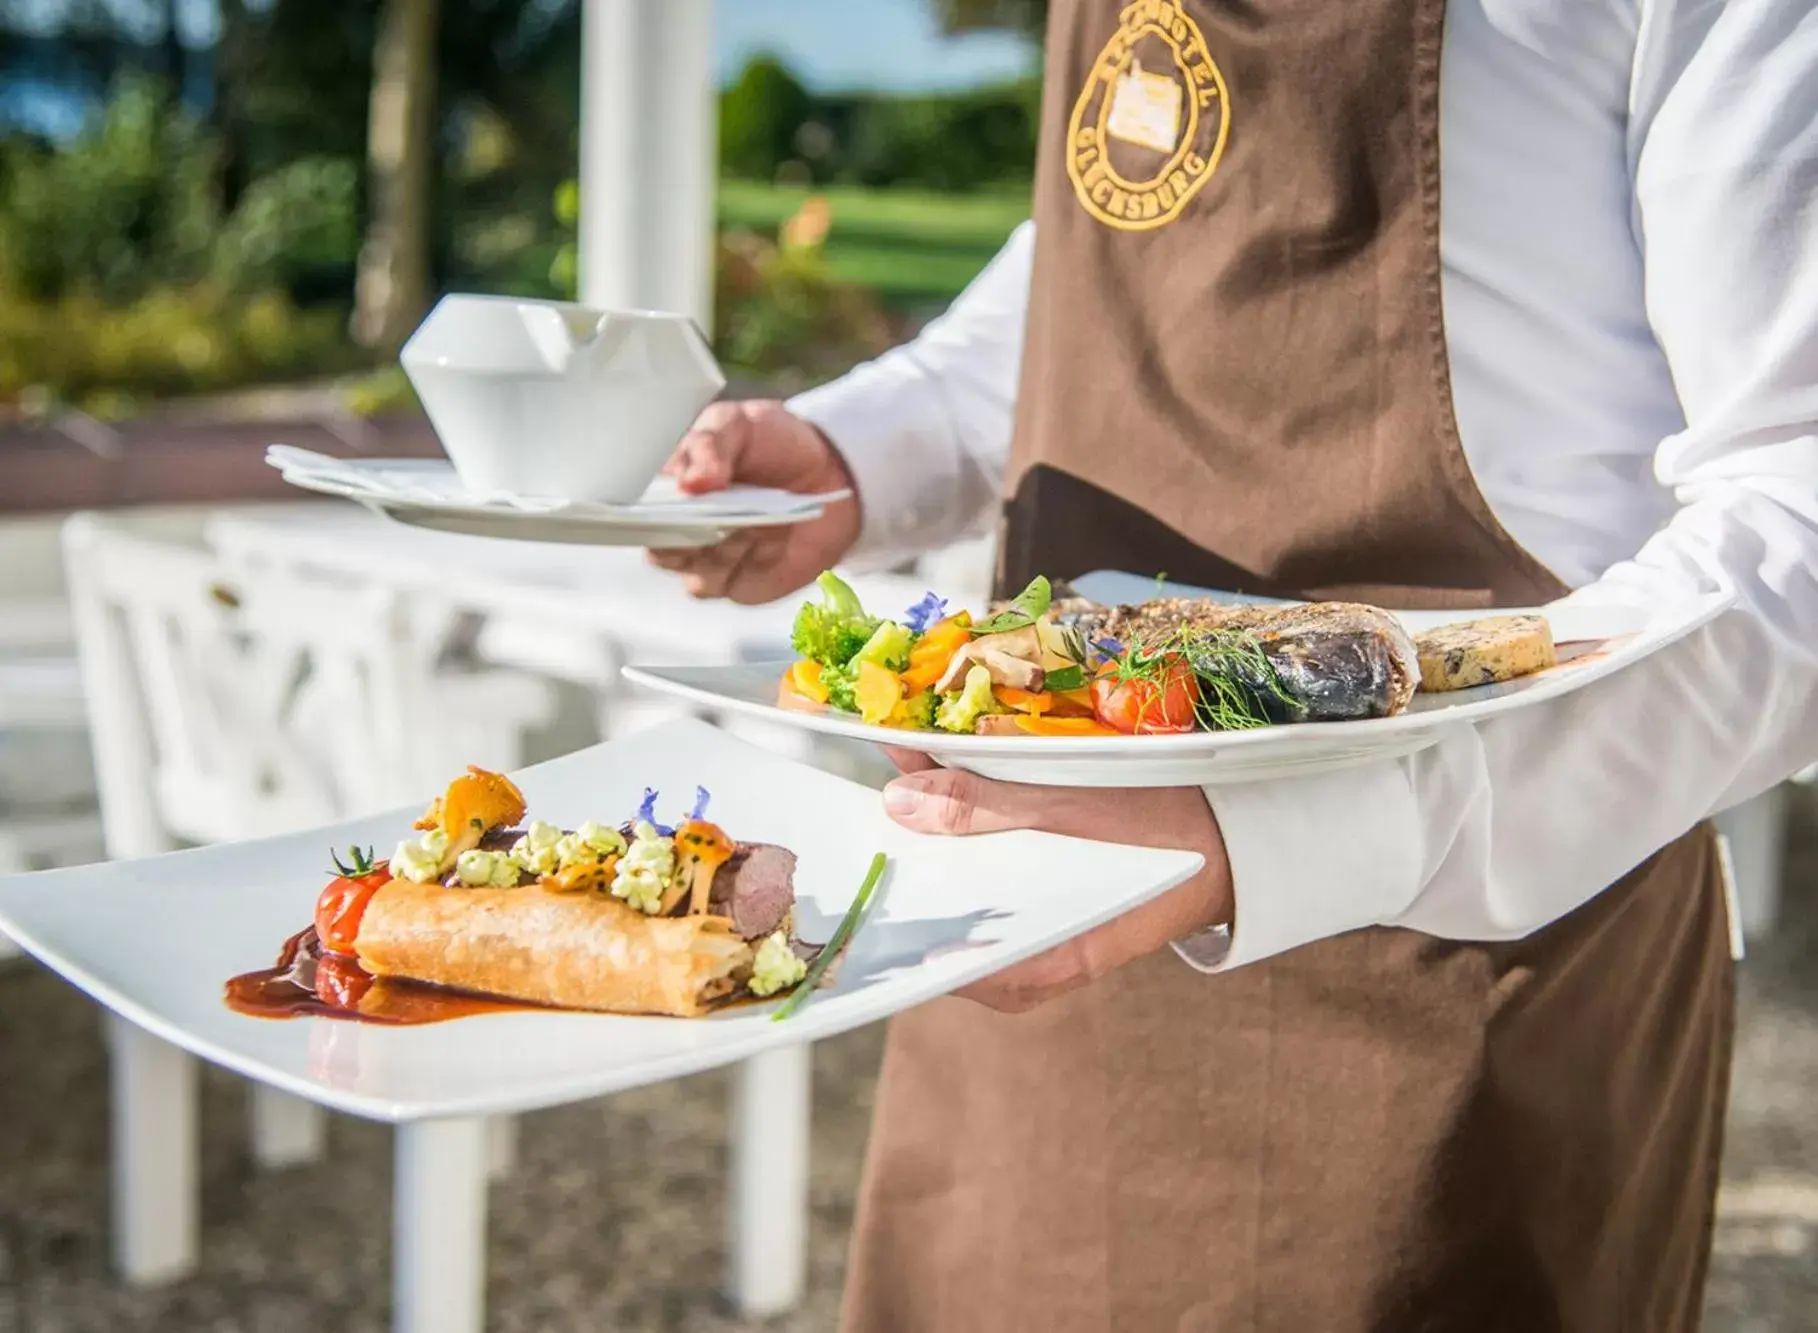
[314, 864, 392, 956]
[1091, 658, 1201, 734]
[314, 951, 375, 1010]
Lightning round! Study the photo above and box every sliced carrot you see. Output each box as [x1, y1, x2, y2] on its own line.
[994, 686, 1053, 714]
[1013, 715, 1120, 737]
[901, 662, 948, 695]
[1047, 687, 1097, 719]
[902, 616, 972, 693]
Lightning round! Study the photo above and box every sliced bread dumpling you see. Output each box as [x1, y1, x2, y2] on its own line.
[1414, 614, 1556, 692]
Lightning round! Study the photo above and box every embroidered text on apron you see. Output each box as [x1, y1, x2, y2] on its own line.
[839, 2, 1735, 1330]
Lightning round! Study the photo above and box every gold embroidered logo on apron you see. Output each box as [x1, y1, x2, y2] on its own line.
[1067, 0, 1230, 231]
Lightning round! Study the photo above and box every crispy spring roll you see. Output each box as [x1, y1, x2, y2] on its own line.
[354, 881, 754, 1017]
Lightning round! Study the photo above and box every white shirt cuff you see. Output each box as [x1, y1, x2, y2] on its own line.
[789, 376, 962, 572]
[1172, 759, 1426, 973]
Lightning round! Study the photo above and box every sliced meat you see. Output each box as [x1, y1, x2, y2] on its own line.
[976, 648, 1043, 690]
[711, 843, 797, 940]
[974, 714, 1027, 736]
[477, 827, 522, 853]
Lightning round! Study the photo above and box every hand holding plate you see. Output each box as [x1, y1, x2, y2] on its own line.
[648, 399, 861, 603]
[879, 761, 1234, 1013]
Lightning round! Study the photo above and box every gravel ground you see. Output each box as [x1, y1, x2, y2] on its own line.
[2, 791, 1814, 1333]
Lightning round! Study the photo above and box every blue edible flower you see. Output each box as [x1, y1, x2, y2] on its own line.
[635, 787, 675, 836]
[687, 785, 711, 821]
[903, 591, 949, 634]
[1091, 635, 1125, 662]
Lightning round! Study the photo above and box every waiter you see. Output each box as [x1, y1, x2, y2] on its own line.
[656, 0, 1818, 1327]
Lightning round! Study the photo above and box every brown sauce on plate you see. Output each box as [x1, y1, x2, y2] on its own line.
[224, 926, 534, 1026]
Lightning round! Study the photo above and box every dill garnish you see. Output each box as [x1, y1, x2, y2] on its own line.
[1108, 627, 1296, 731]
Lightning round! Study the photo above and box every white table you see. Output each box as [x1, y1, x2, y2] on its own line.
[205, 504, 946, 657]
[207, 505, 950, 785]
[0, 597, 76, 654]
[202, 503, 947, 1330]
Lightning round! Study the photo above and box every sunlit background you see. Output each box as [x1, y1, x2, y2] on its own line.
[0, 2, 1812, 1329]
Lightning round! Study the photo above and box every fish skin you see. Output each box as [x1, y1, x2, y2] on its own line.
[1075, 599, 1420, 721]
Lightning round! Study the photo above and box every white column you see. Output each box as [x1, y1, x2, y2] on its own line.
[578, 0, 718, 330]
[107, 1015, 199, 1285]
[394, 1117, 490, 1333]
[726, 1042, 813, 1317]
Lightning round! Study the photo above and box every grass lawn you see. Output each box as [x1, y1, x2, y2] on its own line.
[717, 179, 1031, 310]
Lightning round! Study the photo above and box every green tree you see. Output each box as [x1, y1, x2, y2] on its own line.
[930, 0, 1048, 35]
[211, 0, 376, 208]
[352, 0, 440, 351]
[719, 53, 812, 182]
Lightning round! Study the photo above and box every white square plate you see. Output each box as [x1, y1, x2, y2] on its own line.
[0, 719, 1202, 1123]
[621, 570, 1736, 788]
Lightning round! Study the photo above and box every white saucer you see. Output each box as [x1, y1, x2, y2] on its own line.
[269, 449, 846, 549]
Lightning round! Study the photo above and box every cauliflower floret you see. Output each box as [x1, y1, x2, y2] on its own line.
[555, 818, 627, 870]
[935, 664, 1000, 734]
[391, 828, 449, 883]
[610, 821, 675, 915]
[453, 848, 521, 888]
[510, 820, 564, 876]
[748, 930, 808, 998]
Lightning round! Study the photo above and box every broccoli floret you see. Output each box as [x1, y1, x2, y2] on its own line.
[852, 619, 915, 671]
[790, 571, 881, 669]
[935, 665, 1001, 733]
[822, 661, 859, 713]
[898, 690, 937, 729]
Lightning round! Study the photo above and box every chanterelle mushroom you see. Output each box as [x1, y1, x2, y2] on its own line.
[426, 767, 527, 874]
[658, 787, 737, 917]
[932, 625, 1046, 694]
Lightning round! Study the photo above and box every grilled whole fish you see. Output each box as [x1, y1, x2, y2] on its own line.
[1069, 598, 1420, 721]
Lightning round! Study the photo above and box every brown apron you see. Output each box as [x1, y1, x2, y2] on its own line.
[839, 2, 1736, 1330]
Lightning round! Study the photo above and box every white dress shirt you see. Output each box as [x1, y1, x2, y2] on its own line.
[788, 0, 1818, 969]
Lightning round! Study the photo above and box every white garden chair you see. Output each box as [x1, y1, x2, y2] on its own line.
[0, 613, 104, 954]
[61, 512, 553, 1307]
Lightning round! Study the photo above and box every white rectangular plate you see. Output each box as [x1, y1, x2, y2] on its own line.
[621, 570, 1736, 788]
[0, 719, 1202, 1122]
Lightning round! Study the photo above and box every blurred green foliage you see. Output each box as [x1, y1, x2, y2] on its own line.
[0, 286, 348, 414]
[0, 13, 1042, 410]
[341, 364, 421, 418]
[0, 77, 353, 410]
[713, 222, 895, 392]
[213, 157, 361, 295]
[718, 63, 1041, 193]
[931, 0, 1050, 34]
[549, 182, 901, 389]
[0, 77, 220, 303]
[716, 180, 1028, 308]
[719, 54, 815, 182]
